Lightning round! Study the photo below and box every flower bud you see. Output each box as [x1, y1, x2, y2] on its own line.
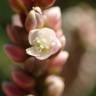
[9, 0, 36, 13]
[45, 75, 65, 96]
[26, 27, 61, 60]
[44, 7, 62, 31]
[4, 44, 28, 62]
[12, 68, 36, 89]
[2, 82, 26, 96]
[37, 0, 56, 9]
[49, 51, 69, 74]
[25, 7, 44, 32]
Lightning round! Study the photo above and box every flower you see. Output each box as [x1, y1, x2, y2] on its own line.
[26, 27, 61, 60]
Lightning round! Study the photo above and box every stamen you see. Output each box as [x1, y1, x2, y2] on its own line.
[33, 37, 50, 53]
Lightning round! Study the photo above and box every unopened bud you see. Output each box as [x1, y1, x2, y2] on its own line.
[37, 0, 56, 9]
[45, 75, 65, 96]
[25, 7, 44, 32]
[9, 0, 36, 13]
[44, 7, 62, 31]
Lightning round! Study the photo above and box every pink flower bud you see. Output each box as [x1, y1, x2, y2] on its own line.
[25, 7, 44, 32]
[26, 27, 61, 60]
[12, 68, 36, 89]
[49, 51, 69, 74]
[44, 7, 62, 31]
[4, 44, 28, 62]
[45, 75, 65, 96]
[2, 82, 26, 96]
[37, 0, 56, 9]
[6, 24, 28, 47]
[9, 0, 36, 13]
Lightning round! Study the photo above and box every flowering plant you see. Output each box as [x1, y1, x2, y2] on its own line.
[2, 0, 68, 96]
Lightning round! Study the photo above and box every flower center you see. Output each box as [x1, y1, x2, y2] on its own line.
[33, 37, 50, 53]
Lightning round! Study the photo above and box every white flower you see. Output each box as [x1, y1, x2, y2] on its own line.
[26, 27, 61, 60]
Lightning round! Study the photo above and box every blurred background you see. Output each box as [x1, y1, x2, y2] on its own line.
[0, 0, 96, 96]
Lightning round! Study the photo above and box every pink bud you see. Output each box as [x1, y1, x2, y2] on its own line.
[36, 0, 56, 9]
[45, 75, 65, 96]
[11, 68, 36, 89]
[49, 51, 69, 74]
[6, 24, 28, 47]
[44, 7, 61, 31]
[2, 82, 25, 96]
[4, 44, 28, 62]
[9, 0, 36, 13]
[25, 7, 44, 32]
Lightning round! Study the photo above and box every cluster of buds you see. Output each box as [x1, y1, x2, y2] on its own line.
[2, 0, 68, 96]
